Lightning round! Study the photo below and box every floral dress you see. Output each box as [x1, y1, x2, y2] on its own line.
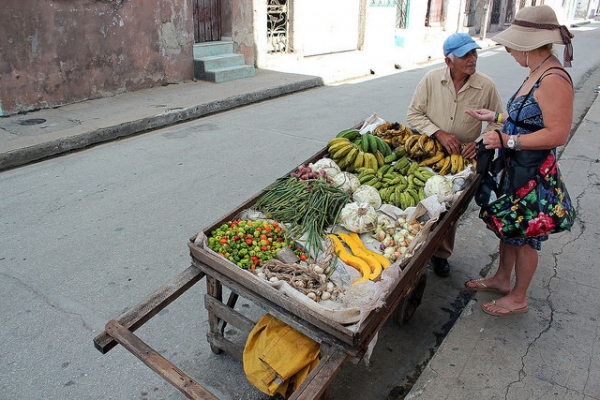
[498, 68, 572, 250]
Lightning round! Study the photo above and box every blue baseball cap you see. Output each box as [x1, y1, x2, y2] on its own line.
[443, 33, 481, 57]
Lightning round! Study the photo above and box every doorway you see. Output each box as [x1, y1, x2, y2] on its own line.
[193, 0, 221, 43]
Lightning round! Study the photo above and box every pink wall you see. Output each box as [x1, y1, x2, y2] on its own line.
[0, 0, 195, 116]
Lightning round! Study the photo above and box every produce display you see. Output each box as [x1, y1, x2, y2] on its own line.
[253, 165, 350, 258]
[372, 215, 425, 263]
[327, 129, 392, 172]
[207, 219, 293, 270]
[373, 122, 474, 175]
[204, 117, 475, 308]
[253, 243, 343, 302]
[329, 232, 391, 283]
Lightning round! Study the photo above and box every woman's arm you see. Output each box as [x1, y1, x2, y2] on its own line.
[521, 73, 574, 150]
[464, 108, 507, 124]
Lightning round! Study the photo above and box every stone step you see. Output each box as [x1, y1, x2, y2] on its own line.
[193, 41, 234, 58]
[194, 53, 245, 75]
[204, 65, 256, 83]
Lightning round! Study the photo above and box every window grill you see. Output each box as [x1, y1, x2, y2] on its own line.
[370, 0, 398, 5]
[267, 0, 290, 53]
[491, 0, 501, 24]
[396, 0, 409, 28]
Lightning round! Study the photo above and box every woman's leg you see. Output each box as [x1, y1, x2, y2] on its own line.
[483, 243, 538, 314]
[466, 240, 514, 293]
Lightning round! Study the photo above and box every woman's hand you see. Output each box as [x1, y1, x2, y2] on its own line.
[465, 108, 495, 122]
[482, 130, 505, 149]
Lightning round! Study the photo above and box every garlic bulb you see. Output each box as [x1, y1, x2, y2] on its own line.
[309, 158, 342, 179]
[424, 175, 454, 197]
[352, 185, 382, 209]
[339, 202, 379, 233]
[332, 172, 361, 194]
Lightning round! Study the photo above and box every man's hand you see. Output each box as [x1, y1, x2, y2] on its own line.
[434, 130, 462, 155]
[461, 141, 477, 159]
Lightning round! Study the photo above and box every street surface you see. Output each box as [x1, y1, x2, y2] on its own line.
[1, 22, 599, 399]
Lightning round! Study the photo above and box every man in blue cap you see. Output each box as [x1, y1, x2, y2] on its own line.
[407, 33, 504, 277]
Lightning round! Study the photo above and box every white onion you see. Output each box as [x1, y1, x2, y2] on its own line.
[424, 175, 454, 197]
[339, 202, 379, 233]
[309, 158, 342, 179]
[332, 172, 361, 194]
[352, 184, 382, 209]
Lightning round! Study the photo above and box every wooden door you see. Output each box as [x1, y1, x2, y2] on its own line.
[425, 0, 444, 26]
[193, 0, 221, 43]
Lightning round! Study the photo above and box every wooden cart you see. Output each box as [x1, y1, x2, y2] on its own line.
[93, 147, 478, 400]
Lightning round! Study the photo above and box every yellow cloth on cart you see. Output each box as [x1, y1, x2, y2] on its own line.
[243, 313, 320, 398]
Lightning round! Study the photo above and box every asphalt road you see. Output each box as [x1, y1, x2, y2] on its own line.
[1, 23, 599, 399]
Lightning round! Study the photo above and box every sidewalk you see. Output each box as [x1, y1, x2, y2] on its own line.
[407, 95, 600, 398]
[0, 69, 323, 171]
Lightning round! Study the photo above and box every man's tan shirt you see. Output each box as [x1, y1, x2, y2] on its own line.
[407, 66, 504, 143]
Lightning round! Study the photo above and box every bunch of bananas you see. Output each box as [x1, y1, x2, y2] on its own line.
[355, 158, 435, 209]
[327, 129, 394, 172]
[402, 133, 473, 176]
[373, 122, 415, 149]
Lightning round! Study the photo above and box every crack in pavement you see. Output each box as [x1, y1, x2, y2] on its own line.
[0, 270, 107, 333]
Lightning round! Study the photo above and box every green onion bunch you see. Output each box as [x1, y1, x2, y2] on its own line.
[254, 175, 350, 258]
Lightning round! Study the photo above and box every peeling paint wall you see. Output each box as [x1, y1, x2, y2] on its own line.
[231, 0, 255, 66]
[0, 0, 194, 116]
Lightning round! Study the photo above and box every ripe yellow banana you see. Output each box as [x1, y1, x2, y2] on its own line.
[353, 150, 365, 170]
[327, 137, 351, 148]
[344, 147, 359, 168]
[331, 144, 354, 160]
[418, 151, 445, 167]
[439, 156, 452, 175]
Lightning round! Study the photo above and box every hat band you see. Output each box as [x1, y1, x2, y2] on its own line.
[512, 19, 574, 67]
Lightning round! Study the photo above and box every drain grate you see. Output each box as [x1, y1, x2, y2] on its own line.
[19, 118, 46, 126]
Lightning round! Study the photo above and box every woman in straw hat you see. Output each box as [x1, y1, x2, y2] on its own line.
[464, 5, 575, 316]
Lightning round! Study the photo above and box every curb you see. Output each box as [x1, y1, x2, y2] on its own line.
[0, 77, 323, 171]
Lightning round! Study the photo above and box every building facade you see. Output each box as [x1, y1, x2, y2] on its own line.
[1, 0, 595, 116]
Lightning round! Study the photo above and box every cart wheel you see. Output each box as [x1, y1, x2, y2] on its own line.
[392, 273, 427, 326]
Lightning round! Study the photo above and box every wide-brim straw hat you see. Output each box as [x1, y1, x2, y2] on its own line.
[493, 5, 574, 66]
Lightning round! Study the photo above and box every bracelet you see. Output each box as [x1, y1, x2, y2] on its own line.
[515, 134, 522, 151]
[495, 112, 503, 123]
[493, 112, 499, 123]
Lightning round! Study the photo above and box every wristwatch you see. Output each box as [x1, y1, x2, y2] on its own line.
[507, 135, 515, 149]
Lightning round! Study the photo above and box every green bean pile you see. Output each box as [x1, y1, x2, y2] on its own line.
[254, 176, 350, 258]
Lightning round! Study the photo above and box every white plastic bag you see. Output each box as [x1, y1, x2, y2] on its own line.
[359, 113, 387, 134]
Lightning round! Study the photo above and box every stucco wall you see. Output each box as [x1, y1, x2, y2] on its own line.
[231, 0, 255, 66]
[0, 0, 194, 116]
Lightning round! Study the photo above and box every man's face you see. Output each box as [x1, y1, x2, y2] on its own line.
[447, 49, 478, 76]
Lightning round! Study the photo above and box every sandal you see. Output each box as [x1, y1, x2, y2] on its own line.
[482, 300, 529, 316]
[465, 278, 509, 294]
